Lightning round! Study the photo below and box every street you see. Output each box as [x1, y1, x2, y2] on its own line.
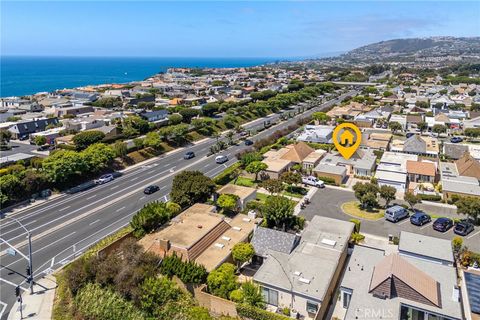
[0, 90, 357, 319]
[300, 187, 480, 252]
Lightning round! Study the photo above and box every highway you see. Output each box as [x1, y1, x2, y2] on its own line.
[0, 90, 355, 319]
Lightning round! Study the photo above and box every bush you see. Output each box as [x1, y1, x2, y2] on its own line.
[419, 194, 442, 202]
[350, 232, 365, 244]
[170, 171, 216, 208]
[207, 263, 238, 299]
[236, 304, 290, 320]
[73, 130, 106, 150]
[349, 219, 361, 233]
[75, 283, 145, 320]
[130, 201, 174, 238]
[315, 175, 337, 186]
[160, 254, 207, 284]
[213, 162, 242, 185]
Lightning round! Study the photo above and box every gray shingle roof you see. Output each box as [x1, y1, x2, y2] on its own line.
[251, 227, 299, 257]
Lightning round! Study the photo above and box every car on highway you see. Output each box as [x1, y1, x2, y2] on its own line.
[244, 139, 254, 146]
[433, 217, 454, 232]
[239, 131, 249, 137]
[95, 173, 114, 184]
[302, 176, 325, 188]
[385, 205, 409, 223]
[409, 210, 431, 226]
[450, 137, 463, 143]
[184, 151, 195, 160]
[454, 220, 475, 236]
[215, 155, 228, 164]
[144, 185, 160, 194]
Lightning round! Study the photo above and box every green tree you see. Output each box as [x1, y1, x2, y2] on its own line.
[260, 179, 284, 194]
[217, 194, 239, 213]
[361, 193, 378, 209]
[452, 236, 463, 259]
[130, 201, 174, 237]
[379, 185, 396, 207]
[417, 121, 428, 133]
[33, 135, 47, 146]
[404, 192, 421, 210]
[168, 113, 183, 125]
[238, 151, 263, 168]
[42, 150, 87, 184]
[113, 141, 128, 157]
[353, 182, 379, 209]
[22, 170, 49, 195]
[179, 108, 201, 123]
[232, 243, 255, 269]
[72, 130, 105, 150]
[263, 195, 295, 230]
[388, 121, 402, 133]
[280, 171, 301, 186]
[312, 112, 331, 124]
[0, 174, 23, 204]
[143, 131, 163, 150]
[140, 276, 182, 317]
[0, 130, 12, 147]
[241, 281, 265, 308]
[170, 171, 216, 208]
[245, 161, 268, 181]
[456, 196, 480, 221]
[207, 263, 238, 299]
[432, 124, 447, 136]
[82, 143, 115, 172]
[92, 97, 123, 109]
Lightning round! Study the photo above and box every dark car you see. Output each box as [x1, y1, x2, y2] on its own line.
[406, 132, 415, 139]
[450, 137, 463, 143]
[144, 185, 160, 194]
[433, 217, 454, 232]
[454, 220, 474, 236]
[244, 139, 253, 146]
[184, 151, 195, 160]
[410, 211, 431, 226]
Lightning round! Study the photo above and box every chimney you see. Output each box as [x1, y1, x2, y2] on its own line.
[159, 239, 170, 251]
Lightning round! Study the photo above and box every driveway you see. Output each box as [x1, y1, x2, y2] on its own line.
[300, 187, 480, 252]
[1, 142, 47, 158]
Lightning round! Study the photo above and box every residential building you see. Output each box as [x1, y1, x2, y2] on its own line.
[461, 270, 480, 320]
[296, 125, 334, 144]
[216, 184, 257, 211]
[250, 227, 299, 264]
[254, 217, 354, 320]
[390, 135, 439, 157]
[375, 152, 418, 193]
[262, 142, 316, 179]
[406, 160, 437, 183]
[53, 105, 94, 117]
[8, 118, 60, 140]
[339, 233, 462, 320]
[314, 149, 376, 183]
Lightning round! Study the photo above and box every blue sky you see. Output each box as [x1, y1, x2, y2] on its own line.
[2, 1, 479, 58]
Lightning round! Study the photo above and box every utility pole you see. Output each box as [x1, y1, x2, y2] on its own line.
[0, 216, 34, 294]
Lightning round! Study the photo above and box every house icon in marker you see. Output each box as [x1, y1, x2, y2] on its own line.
[339, 129, 355, 146]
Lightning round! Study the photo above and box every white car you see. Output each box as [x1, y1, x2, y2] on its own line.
[215, 155, 228, 164]
[302, 176, 325, 188]
[95, 174, 114, 184]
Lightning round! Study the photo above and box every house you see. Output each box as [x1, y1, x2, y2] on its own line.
[375, 152, 418, 193]
[296, 125, 334, 144]
[462, 270, 480, 320]
[363, 132, 392, 150]
[389, 114, 407, 130]
[302, 150, 326, 173]
[262, 142, 316, 179]
[406, 160, 437, 183]
[464, 116, 480, 129]
[455, 153, 480, 179]
[338, 233, 462, 320]
[440, 160, 480, 199]
[8, 118, 60, 140]
[391, 135, 439, 156]
[254, 217, 354, 320]
[139, 203, 258, 272]
[30, 127, 64, 145]
[216, 184, 257, 211]
[53, 105, 94, 117]
[250, 226, 300, 264]
[406, 114, 423, 129]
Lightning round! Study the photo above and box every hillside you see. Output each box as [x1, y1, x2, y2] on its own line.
[339, 36, 480, 62]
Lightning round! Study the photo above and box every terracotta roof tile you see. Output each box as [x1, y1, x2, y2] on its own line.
[406, 160, 436, 177]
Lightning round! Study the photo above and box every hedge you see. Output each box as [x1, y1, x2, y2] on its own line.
[214, 162, 242, 185]
[419, 194, 442, 202]
[315, 176, 337, 186]
[236, 304, 290, 320]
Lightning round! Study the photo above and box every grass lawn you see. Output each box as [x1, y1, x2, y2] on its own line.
[341, 201, 385, 220]
[282, 191, 304, 199]
[233, 176, 257, 187]
[256, 193, 269, 203]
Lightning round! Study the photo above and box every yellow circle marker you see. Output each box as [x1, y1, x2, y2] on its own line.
[332, 123, 362, 160]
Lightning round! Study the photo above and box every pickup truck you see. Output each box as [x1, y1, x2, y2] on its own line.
[302, 176, 325, 188]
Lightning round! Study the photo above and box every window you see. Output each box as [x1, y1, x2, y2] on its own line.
[342, 291, 352, 309]
[306, 301, 318, 314]
[261, 287, 278, 306]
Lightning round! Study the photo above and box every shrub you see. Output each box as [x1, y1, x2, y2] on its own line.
[236, 304, 290, 320]
[72, 130, 106, 150]
[314, 175, 337, 186]
[350, 233, 365, 244]
[170, 171, 216, 208]
[419, 194, 442, 202]
[130, 201, 174, 238]
[207, 263, 238, 299]
[160, 254, 207, 284]
[349, 219, 361, 233]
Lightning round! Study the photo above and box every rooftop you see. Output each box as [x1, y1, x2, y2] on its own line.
[251, 227, 299, 258]
[399, 231, 454, 264]
[217, 184, 256, 200]
[406, 160, 436, 176]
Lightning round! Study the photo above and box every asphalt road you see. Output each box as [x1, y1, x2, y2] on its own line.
[300, 187, 480, 251]
[0, 90, 357, 319]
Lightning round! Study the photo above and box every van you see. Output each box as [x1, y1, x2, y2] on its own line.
[385, 205, 409, 223]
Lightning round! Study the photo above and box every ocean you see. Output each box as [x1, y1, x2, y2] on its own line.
[1, 56, 283, 97]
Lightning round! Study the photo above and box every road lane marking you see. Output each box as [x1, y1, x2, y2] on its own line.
[160, 186, 167, 190]
[397, 219, 409, 226]
[130, 177, 139, 181]
[86, 195, 96, 200]
[0, 301, 6, 320]
[110, 185, 120, 190]
[0, 278, 27, 290]
[58, 206, 71, 212]
[467, 229, 480, 239]
[89, 219, 101, 226]
[204, 163, 210, 168]
[0, 220, 37, 237]
[139, 196, 146, 200]
[116, 206, 126, 212]
[163, 163, 172, 167]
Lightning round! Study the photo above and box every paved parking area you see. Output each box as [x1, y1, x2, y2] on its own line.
[1, 142, 46, 158]
[300, 187, 480, 252]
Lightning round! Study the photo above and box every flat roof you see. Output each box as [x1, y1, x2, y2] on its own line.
[217, 184, 256, 200]
[139, 203, 221, 250]
[195, 214, 257, 272]
[399, 231, 453, 263]
[314, 163, 347, 175]
[442, 176, 480, 196]
[263, 158, 291, 172]
[375, 170, 407, 183]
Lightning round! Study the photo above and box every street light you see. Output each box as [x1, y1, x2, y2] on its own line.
[0, 216, 34, 294]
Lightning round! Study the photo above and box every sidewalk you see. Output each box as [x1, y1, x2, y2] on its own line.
[7, 275, 57, 320]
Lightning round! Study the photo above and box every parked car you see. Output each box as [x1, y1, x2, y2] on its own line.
[450, 137, 463, 143]
[184, 151, 195, 160]
[454, 220, 474, 236]
[406, 132, 415, 139]
[410, 210, 431, 226]
[433, 217, 454, 232]
[302, 176, 325, 188]
[95, 174, 114, 184]
[144, 185, 160, 194]
[244, 139, 253, 146]
[385, 205, 409, 223]
[215, 155, 228, 164]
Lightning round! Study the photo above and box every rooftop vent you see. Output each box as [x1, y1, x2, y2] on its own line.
[294, 271, 302, 276]
[242, 218, 251, 222]
[214, 243, 225, 249]
[321, 239, 336, 246]
[221, 236, 231, 241]
[299, 277, 311, 284]
[233, 226, 242, 231]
